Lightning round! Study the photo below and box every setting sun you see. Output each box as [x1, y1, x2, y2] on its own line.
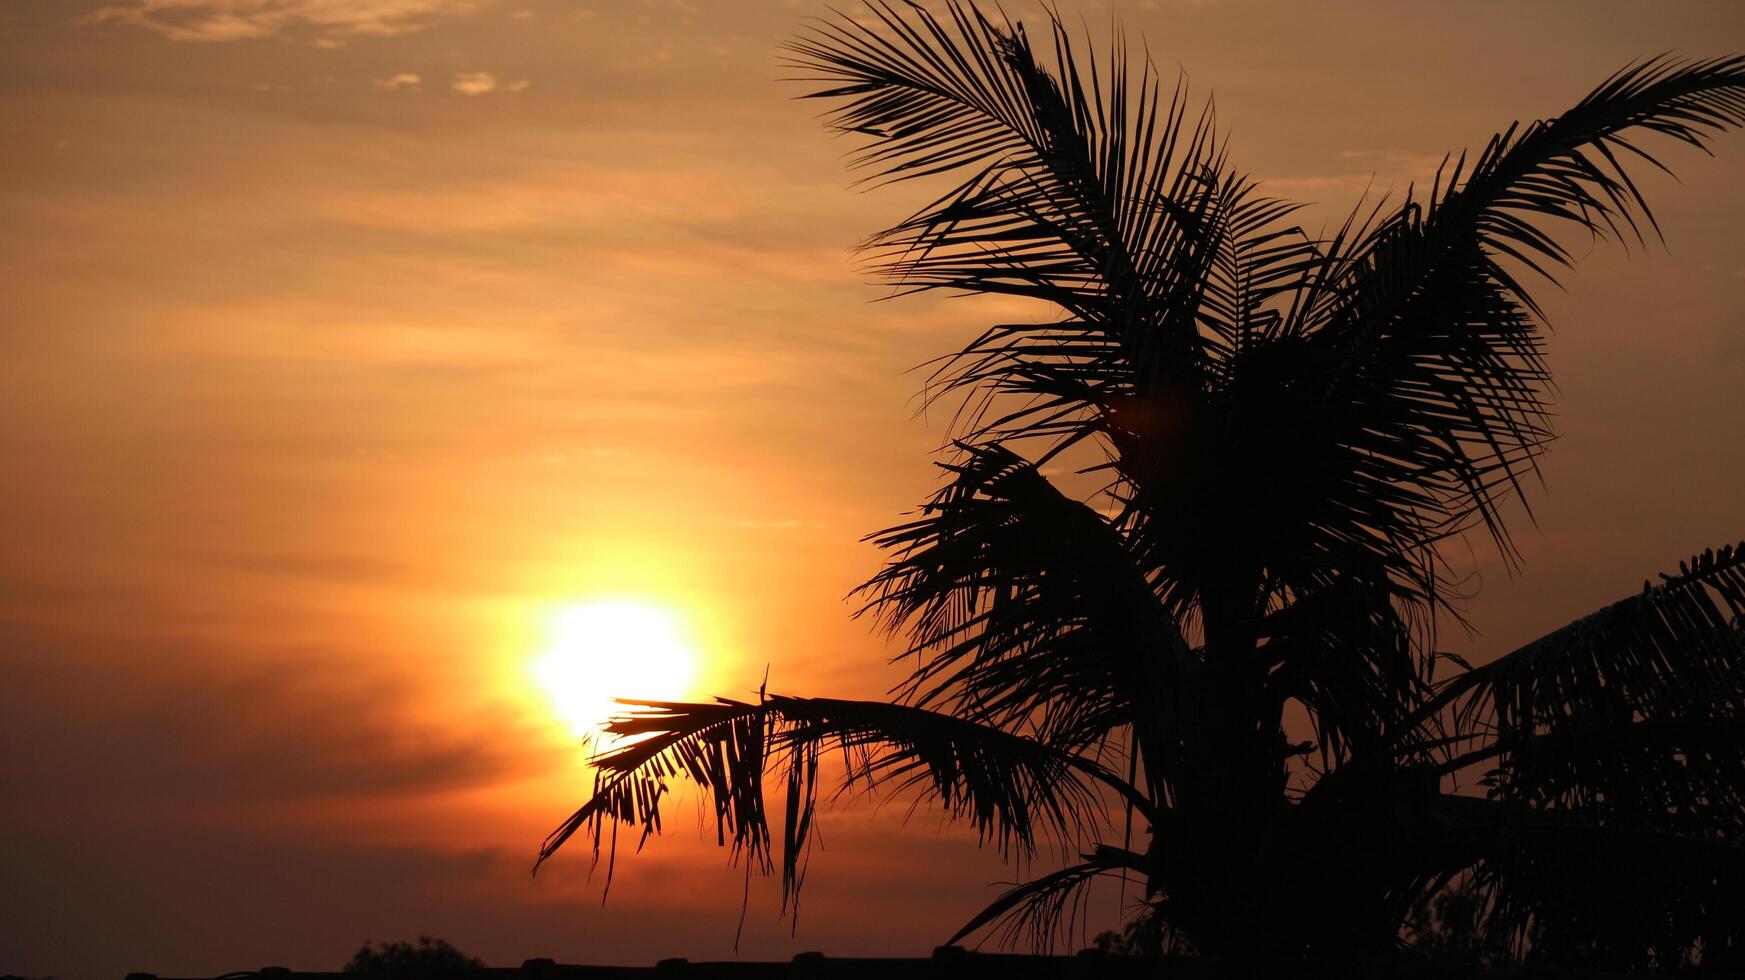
[532, 599, 699, 738]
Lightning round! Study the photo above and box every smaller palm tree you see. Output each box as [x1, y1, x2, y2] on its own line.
[537, 2, 1745, 968]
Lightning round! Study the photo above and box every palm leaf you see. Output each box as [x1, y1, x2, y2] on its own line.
[788, 1, 1317, 462]
[1356, 543, 1745, 963]
[1259, 571, 1431, 767]
[1443, 541, 1745, 833]
[534, 693, 1146, 918]
[945, 844, 1147, 951]
[860, 443, 1186, 775]
[1307, 57, 1745, 564]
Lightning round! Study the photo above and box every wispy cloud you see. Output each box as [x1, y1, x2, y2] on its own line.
[375, 71, 421, 91]
[451, 70, 496, 95]
[80, 0, 489, 43]
[733, 518, 825, 530]
[451, 70, 529, 96]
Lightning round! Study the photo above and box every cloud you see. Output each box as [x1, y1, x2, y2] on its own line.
[375, 72, 422, 91]
[0, 629, 551, 812]
[450, 71, 529, 96]
[451, 70, 496, 95]
[79, 0, 488, 43]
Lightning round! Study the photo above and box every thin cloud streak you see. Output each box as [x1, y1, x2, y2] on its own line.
[451, 71, 529, 95]
[80, 0, 492, 43]
[376, 71, 422, 90]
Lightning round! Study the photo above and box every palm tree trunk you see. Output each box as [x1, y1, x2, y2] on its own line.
[1158, 583, 1292, 952]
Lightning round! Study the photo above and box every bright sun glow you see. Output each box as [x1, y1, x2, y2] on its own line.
[532, 599, 699, 737]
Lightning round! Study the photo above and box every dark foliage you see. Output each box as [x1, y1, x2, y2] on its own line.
[537, 1, 1745, 968]
[1404, 883, 1517, 969]
[1092, 915, 1167, 958]
[344, 937, 483, 975]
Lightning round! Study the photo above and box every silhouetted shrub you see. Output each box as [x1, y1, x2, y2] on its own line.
[1405, 884, 1518, 968]
[1092, 913, 1167, 957]
[343, 936, 483, 974]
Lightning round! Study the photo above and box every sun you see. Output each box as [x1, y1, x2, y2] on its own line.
[531, 599, 699, 737]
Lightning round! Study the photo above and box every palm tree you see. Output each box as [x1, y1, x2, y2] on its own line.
[537, 2, 1745, 967]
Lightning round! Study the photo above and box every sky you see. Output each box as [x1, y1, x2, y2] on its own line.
[1, 1, 1742, 977]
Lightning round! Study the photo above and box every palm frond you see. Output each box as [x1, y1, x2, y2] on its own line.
[945, 844, 1147, 951]
[788, 1, 1315, 461]
[1444, 541, 1745, 834]
[1260, 572, 1432, 767]
[1427, 54, 1745, 297]
[860, 443, 1185, 765]
[788, 1, 1208, 320]
[1307, 57, 1745, 563]
[534, 693, 1146, 917]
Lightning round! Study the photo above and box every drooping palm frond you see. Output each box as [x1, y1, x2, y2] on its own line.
[1353, 543, 1745, 968]
[859, 443, 1185, 767]
[1259, 571, 1431, 768]
[1444, 542, 1745, 830]
[535, 693, 1146, 914]
[945, 843, 1148, 951]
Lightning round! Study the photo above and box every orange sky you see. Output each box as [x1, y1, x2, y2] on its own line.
[1, 2, 1742, 977]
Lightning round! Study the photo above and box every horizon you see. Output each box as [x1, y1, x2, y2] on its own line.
[2, 2, 1743, 978]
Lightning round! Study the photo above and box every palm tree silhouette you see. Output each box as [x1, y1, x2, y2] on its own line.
[539, 2, 1745, 966]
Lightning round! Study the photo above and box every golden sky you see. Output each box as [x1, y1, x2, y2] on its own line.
[1, 1, 1742, 977]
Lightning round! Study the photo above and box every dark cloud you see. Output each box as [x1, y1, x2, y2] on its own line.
[0, 624, 550, 817]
